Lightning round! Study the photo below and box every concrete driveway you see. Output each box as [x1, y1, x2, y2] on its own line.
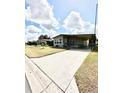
[30, 49, 90, 92]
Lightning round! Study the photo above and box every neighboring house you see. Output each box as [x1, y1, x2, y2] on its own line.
[37, 39, 53, 45]
[53, 34, 96, 48]
[37, 35, 53, 45]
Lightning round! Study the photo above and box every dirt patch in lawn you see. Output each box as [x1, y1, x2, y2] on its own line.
[75, 52, 98, 93]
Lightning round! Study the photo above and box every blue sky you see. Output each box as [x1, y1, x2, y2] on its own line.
[48, 0, 97, 24]
[25, 0, 97, 41]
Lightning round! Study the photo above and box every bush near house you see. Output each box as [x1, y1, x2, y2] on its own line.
[47, 41, 53, 46]
[26, 41, 53, 47]
[92, 45, 98, 52]
[26, 41, 38, 46]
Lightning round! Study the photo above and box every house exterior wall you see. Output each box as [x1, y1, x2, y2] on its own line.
[53, 35, 92, 48]
[53, 36, 64, 47]
[63, 37, 89, 48]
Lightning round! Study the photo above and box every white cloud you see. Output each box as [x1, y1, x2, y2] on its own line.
[27, 0, 59, 30]
[40, 26, 58, 37]
[63, 11, 85, 32]
[25, 0, 59, 41]
[46, 29, 58, 37]
[26, 25, 41, 33]
[25, 6, 31, 20]
[63, 11, 95, 34]
[25, 25, 42, 42]
[25, 0, 29, 4]
[25, 34, 39, 42]
[25, 25, 58, 42]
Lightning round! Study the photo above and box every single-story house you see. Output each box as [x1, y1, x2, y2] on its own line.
[37, 35, 53, 45]
[37, 39, 53, 45]
[53, 34, 96, 48]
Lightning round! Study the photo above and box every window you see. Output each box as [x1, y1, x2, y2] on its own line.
[59, 39, 62, 44]
[59, 39, 61, 42]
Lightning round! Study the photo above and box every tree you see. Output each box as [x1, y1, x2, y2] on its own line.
[38, 34, 50, 39]
[26, 41, 37, 46]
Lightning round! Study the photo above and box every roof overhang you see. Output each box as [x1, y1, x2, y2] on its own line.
[53, 34, 95, 40]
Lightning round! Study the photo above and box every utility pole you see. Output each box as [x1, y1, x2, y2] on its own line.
[91, 3, 98, 50]
[94, 3, 98, 35]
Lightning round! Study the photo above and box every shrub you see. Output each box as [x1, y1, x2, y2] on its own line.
[47, 41, 53, 46]
[26, 41, 38, 46]
[92, 45, 98, 52]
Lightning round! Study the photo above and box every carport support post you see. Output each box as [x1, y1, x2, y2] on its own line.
[91, 34, 96, 50]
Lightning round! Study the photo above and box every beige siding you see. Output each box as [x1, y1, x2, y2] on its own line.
[53, 36, 63, 47]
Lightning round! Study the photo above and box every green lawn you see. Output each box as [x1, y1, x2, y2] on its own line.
[25, 45, 65, 58]
[75, 52, 98, 93]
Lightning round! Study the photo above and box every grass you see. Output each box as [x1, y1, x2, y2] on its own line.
[75, 52, 98, 93]
[25, 45, 65, 58]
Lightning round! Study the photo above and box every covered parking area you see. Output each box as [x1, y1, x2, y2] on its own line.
[53, 34, 96, 49]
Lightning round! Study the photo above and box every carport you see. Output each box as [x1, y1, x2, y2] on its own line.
[53, 34, 95, 48]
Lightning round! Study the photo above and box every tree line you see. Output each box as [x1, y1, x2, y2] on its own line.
[26, 35, 53, 46]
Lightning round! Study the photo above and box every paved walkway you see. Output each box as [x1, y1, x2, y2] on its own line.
[29, 49, 90, 92]
[25, 56, 62, 93]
